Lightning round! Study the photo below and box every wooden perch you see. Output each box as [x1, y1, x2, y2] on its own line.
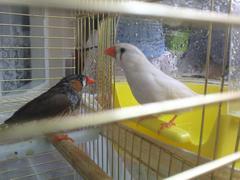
[47, 134, 111, 180]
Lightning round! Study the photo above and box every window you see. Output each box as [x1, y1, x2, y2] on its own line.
[0, 6, 75, 122]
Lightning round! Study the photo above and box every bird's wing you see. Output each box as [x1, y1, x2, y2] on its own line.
[153, 70, 197, 100]
[5, 91, 71, 124]
[153, 73, 197, 114]
[165, 78, 197, 99]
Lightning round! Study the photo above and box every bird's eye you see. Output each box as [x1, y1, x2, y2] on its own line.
[120, 48, 125, 54]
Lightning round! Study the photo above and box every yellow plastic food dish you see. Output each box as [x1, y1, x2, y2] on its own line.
[114, 82, 240, 164]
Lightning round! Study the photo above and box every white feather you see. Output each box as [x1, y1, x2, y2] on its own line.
[114, 43, 198, 111]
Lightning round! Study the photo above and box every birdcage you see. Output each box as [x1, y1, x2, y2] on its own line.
[0, 0, 240, 180]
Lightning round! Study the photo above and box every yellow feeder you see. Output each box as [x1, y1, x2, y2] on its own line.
[114, 82, 240, 165]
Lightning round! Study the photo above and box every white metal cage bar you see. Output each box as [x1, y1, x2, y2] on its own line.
[0, 0, 240, 26]
[0, 0, 240, 179]
[0, 91, 239, 143]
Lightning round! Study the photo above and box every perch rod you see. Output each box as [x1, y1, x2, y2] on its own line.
[0, 0, 240, 26]
[48, 134, 111, 180]
[0, 91, 240, 143]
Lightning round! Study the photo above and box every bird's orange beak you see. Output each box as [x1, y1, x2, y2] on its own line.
[86, 76, 95, 85]
[104, 46, 116, 58]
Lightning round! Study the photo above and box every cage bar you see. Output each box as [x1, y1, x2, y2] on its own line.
[0, 0, 240, 180]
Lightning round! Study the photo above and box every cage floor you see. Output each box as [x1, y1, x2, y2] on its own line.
[0, 150, 76, 180]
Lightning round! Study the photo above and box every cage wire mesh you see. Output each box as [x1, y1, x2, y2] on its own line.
[0, 0, 240, 180]
[0, 5, 115, 180]
[0, 150, 76, 179]
[77, 123, 240, 180]
[0, 6, 77, 122]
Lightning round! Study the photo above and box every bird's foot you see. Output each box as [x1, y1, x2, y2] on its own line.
[157, 121, 176, 133]
[53, 134, 74, 143]
[157, 115, 177, 134]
